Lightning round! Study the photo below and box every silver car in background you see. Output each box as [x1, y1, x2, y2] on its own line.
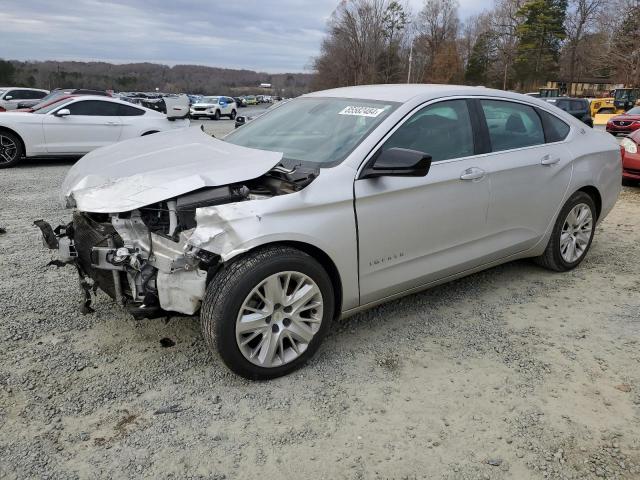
[38, 85, 622, 379]
[0, 87, 49, 110]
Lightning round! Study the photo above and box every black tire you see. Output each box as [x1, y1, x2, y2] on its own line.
[213, 110, 221, 120]
[535, 191, 597, 272]
[229, 109, 236, 120]
[201, 246, 334, 380]
[0, 131, 24, 168]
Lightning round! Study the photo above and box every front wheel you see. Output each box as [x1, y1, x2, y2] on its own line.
[0, 131, 24, 168]
[213, 110, 221, 120]
[201, 246, 334, 380]
[535, 191, 596, 271]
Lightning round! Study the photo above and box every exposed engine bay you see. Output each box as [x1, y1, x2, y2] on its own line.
[36, 164, 318, 318]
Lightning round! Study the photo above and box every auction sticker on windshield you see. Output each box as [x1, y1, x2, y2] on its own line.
[338, 106, 386, 117]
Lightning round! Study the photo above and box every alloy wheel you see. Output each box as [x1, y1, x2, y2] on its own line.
[560, 203, 593, 263]
[0, 135, 18, 164]
[235, 271, 323, 368]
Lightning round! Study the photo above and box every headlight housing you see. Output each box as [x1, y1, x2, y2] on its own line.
[621, 137, 638, 154]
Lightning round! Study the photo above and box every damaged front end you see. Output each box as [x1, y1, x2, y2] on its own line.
[36, 164, 318, 319]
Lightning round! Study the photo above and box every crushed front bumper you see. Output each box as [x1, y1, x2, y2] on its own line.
[35, 211, 212, 318]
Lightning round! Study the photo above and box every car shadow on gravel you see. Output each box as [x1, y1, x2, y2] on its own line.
[16, 157, 79, 168]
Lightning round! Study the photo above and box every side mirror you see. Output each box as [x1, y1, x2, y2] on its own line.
[5, 95, 13, 100]
[360, 147, 432, 179]
[235, 116, 246, 128]
[55, 108, 71, 117]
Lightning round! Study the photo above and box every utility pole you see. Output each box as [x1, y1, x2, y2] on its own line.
[407, 41, 413, 84]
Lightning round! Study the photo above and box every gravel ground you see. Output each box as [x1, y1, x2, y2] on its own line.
[1, 121, 639, 479]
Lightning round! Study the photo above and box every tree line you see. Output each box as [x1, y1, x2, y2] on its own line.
[313, 0, 640, 92]
[0, 60, 313, 97]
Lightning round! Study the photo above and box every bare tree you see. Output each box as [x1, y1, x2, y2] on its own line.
[491, 0, 525, 90]
[565, 0, 604, 91]
[313, 0, 410, 88]
[413, 0, 461, 83]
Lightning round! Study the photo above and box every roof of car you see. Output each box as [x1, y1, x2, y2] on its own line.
[545, 97, 587, 101]
[304, 84, 537, 104]
[0, 87, 49, 91]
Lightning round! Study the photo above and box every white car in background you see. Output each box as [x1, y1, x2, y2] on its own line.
[0, 87, 49, 111]
[0, 95, 190, 168]
[190, 96, 237, 120]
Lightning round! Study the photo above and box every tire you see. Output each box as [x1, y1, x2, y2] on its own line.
[0, 131, 24, 168]
[213, 110, 221, 121]
[535, 191, 596, 272]
[201, 246, 334, 380]
[229, 109, 236, 120]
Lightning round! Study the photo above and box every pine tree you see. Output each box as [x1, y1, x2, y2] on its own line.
[514, 0, 568, 89]
[465, 31, 494, 85]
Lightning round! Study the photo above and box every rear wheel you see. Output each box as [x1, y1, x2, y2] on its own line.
[229, 109, 236, 120]
[201, 246, 334, 380]
[0, 131, 23, 168]
[536, 191, 596, 272]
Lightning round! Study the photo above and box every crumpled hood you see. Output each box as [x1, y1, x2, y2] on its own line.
[62, 127, 282, 213]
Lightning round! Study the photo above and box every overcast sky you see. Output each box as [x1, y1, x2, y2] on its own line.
[1, 0, 493, 73]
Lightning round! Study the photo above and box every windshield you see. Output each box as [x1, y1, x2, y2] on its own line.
[615, 90, 631, 100]
[29, 91, 69, 110]
[225, 97, 398, 167]
[626, 107, 640, 115]
[201, 96, 219, 103]
[33, 98, 71, 114]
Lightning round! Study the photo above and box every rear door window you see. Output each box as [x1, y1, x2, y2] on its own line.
[118, 103, 145, 116]
[571, 100, 585, 112]
[480, 100, 545, 152]
[537, 109, 571, 143]
[26, 90, 47, 99]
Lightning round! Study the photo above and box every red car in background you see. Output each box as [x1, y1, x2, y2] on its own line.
[621, 130, 640, 183]
[606, 106, 640, 135]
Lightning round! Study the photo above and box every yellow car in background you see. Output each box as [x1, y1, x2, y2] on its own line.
[589, 97, 616, 117]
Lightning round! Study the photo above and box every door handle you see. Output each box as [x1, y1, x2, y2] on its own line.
[105, 121, 119, 126]
[460, 167, 486, 181]
[541, 154, 560, 165]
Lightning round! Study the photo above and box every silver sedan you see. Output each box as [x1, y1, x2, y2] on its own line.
[39, 85, 622, 379]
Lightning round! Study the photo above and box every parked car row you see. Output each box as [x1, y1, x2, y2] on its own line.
[0, 95, 189, 168]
